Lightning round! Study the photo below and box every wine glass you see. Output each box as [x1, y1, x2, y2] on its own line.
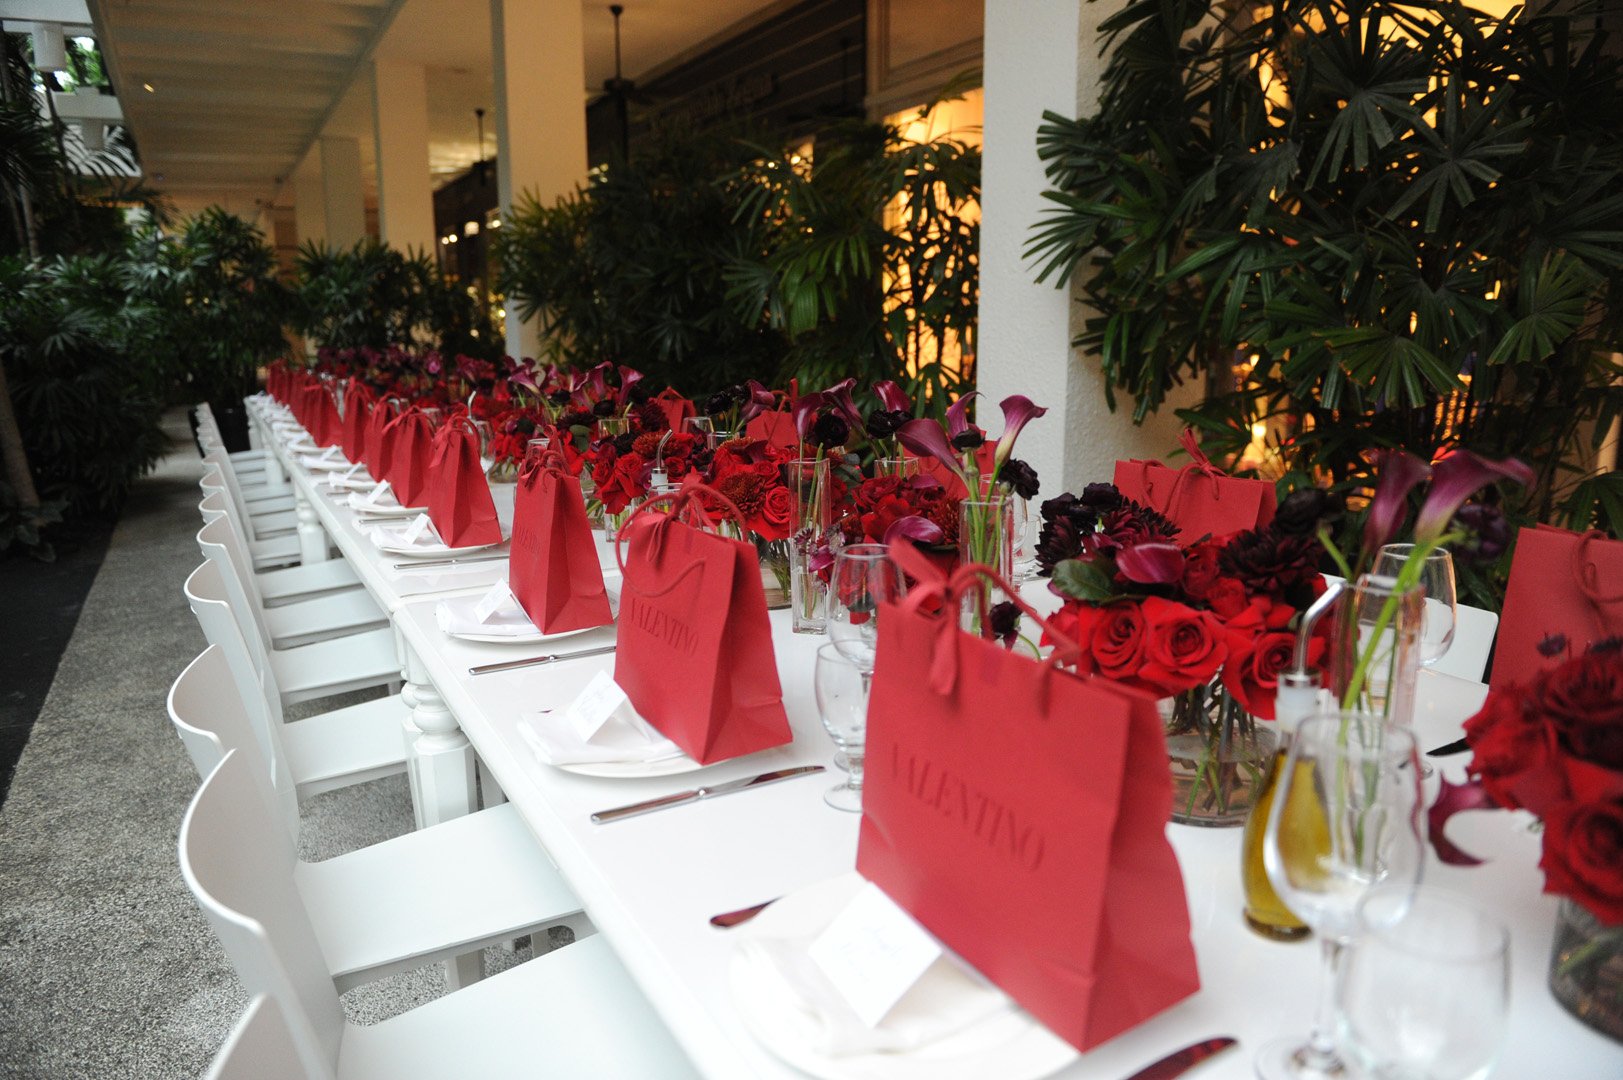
[1339, 885, 1510, 1080]
[685, 415, 714, 441]
[1257, 712, 1425, 1080]
[814, 644, 869, 812]
[1375, 544, 1456, 667]
[827, 544, 902, 670]
[472, 420, 495, 474]
[1012, 496, 1040, 583]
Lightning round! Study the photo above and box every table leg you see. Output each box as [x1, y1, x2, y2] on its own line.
[261, 441, 288, 495]
[394, 622, 424, 813]
[293, 486, 329, 564]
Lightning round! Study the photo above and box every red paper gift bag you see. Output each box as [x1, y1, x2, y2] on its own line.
[312, 385, 343, 449]
[1491, 524, 1623, 687]
[745, 396, 801, 451]
[904, 444, 995, 499]
[338, 380, 372, 464]
[652, 387, 696, 432]
[856, 548, 1200, 1053]
[388, 410, 437, 509]
[363, 398, 400, 483]
[613, 483, 791, 764]
[509, 451, 613, 634]
[1114, 430, 1275, 539]
[424, 420, 503, 548]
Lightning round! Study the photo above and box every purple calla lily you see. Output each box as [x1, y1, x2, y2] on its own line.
[882, 514, 945, 547]
[823, 378, 864, 431]
[874, 380, 911, 413]
[992, 395, 1048, 471]
[1115, 542, 1186, 585]
[1413, 451, 1535, 544]
[896, 418, 971, 487]
[739, 379, 777, 426]
[792, 391, 827, 441]
[509, 367, 540, 395]
[1363, 451, 1431, 552]
[615, 365, 644, 409]
[946, 391, 981, 438]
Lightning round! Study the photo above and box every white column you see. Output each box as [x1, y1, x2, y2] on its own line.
[292, 177, 327, 248]
[319, 135, 367, 248]
[977, 0, 1194, 497]
[490, 0, 588, 359]
[371, 59, 436, 255]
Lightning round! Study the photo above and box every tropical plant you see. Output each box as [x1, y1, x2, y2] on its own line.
[295, 238, 501, 361]
[1026, 0, 1623, 582]
[726, 92, 982, 415]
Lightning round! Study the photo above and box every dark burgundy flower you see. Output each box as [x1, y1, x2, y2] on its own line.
[548, 389, 572, 406]
[560, 409, 595, 430]
[989, 601, 1021, 648]
[865, 409, 911, 439]
[810, 412, 849, 449]
[1078, 482, 1125, 511]
[1219, 526, 1320, 596]
[1036, 494, 1100, 575]
[1274, 488, 1339, 535]
[592, 399, 616, 418]
[1092, 499, 1180, 554]
[1000, 457, 1039, 500]
[1452, 502, 1510, 564]
[951, 428, 986, 451]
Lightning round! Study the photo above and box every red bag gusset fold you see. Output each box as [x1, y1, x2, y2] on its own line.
[509, 451, 613, 634]
[1491, 524, 1623, 687]
[424, 420, 503, 548]
[745, 393, 801, 451]
[338, 380, 373, 464]
[363, 398, 400, 484]
[387, 410, 437, 509]
[856, 545, 1200, 1052]
[1114, 429, 1275, 538]
[652, 387, 696, 432]
[613, 482, 791, 764]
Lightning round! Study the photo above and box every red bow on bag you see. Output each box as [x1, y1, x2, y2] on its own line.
[613, 481, 792, 764]
[424, 420, 503, 549]
[1114, 428, 1275, 537]
[1492, 524, 1623, 687]
[509, 449, 613, 634]
[856, 543, 1201, 1052]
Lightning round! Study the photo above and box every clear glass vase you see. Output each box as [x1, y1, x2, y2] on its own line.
[788, 458, 831, 634]
[958, 494, 1014, 632]
[1164, 676, 1276, 827]
[873, 457, 919, 480]
[1549, 898, 1623, 1044]
[1326, 572, 1424, 727]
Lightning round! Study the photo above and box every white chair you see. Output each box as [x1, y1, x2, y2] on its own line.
[196, 401, 269, 467]
[192, 522, 400, 705]
[182, 564, 407, 801]
[196, 509, 386, 649]
[171, 649, 592, 996]
[180, 763, 698, 1079]
[199, 490, 364, 607]
[201, 470, 302, 571]
[204, 448, 297, 535]
[205, 996, 305, 1080]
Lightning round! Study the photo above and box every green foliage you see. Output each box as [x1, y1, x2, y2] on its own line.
[1028, 0, 1623, 541]
[0, 255, 169, 519]
[725, 97, 981, 414]
[296, 238, 501, 361]
[496, 125, 787, 392]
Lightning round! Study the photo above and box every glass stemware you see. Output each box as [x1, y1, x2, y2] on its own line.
[827, 543, 902, 670]
[814, 644, 869, 812]
[685, 415, 714, 441]
[472, 420, 495, 474]
[1339, 885, 1510, 1080]
[1257, 713, 1425, 1080]
[1374, 544, 1457, 666]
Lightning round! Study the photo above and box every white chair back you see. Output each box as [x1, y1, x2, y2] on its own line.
[1432, 603, 1497, 683]
[203, 447, 260, 534]
[179, 750, 345, 1078]
[204, 995, 321, 1080]
[197, 515, 278, 666]
[168, 635, 299, 837]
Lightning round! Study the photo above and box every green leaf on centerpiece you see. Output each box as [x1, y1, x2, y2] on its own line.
[1051, 559, 1119, 604]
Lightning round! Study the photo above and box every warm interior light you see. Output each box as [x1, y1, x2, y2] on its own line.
[464, 220, 480, 237]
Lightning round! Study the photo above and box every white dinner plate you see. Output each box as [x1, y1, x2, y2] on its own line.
[370, 522, 503, 558]
[326, 475, 377, 492]
[729, 874, 1079, 1080]
[550, 752, 706, 779]
[437, 589, 618, 645]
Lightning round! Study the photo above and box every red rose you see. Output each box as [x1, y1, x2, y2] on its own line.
[1539, 798, 1623, 925]
[1532, 652, 1623, 771]
[757, 485, 794, 540]
[1465, 685, 1567, 817]
[1205, 577, 1250, 619]
[1222, 630, 1321, 721]
[856, 476, 905, 511]
[1138, 596, 1228, 696]
[860, 495, 916, 545]
[1180, 540, 1226, 601]
[597, 452, 646, 514]
[1091, 602, 1150, 683]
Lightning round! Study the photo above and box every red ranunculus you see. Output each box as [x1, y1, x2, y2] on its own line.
[1138, 596, 1228, 696]
[1465, 685, 1567, 818]
[1532, 652, 1623, 771]
[1205, 577, 1250, 619]
[1539, 798, 1623, 925]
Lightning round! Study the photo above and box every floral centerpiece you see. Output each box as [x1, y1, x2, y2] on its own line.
[1431, 639, 1623, 1042]
[1039, 483, 1338, 824]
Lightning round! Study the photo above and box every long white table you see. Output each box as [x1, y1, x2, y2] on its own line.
[250, 396, 1622, 1079]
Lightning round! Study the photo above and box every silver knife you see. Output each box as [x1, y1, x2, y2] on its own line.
[393, 554, 509, 571]
[1120, 1036, 1237, 1080]
[592, 765, 825, 824]
[468, 643, 617, 676]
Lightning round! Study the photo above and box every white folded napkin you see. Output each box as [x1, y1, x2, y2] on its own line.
[518, 709, 683, 766]
[434, 591, 535, 638]
[734, 933, 1013, 1057]
[326, 462, 369, 488]
[368, 514, 442, 550]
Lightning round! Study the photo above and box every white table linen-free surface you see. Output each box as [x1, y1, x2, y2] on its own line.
[252, 396, 1623, 1079]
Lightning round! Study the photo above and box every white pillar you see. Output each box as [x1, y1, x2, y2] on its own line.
[490, 0, 588, 359]
[977, 0, 1194, 498]
[292, 177, 327, 248]
[371, 59, 436, 256]
[319, 135, 367, 249]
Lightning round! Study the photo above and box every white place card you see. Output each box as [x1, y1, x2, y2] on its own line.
[328, 462, 364, 488]
[402, 514, 438, 545]
[319, 446, 340, 461]
[472, 580, 516, 623]
[363, 480, 392, 507]
[808, 881, 944, 1028]
[566, 671, 629, 743]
